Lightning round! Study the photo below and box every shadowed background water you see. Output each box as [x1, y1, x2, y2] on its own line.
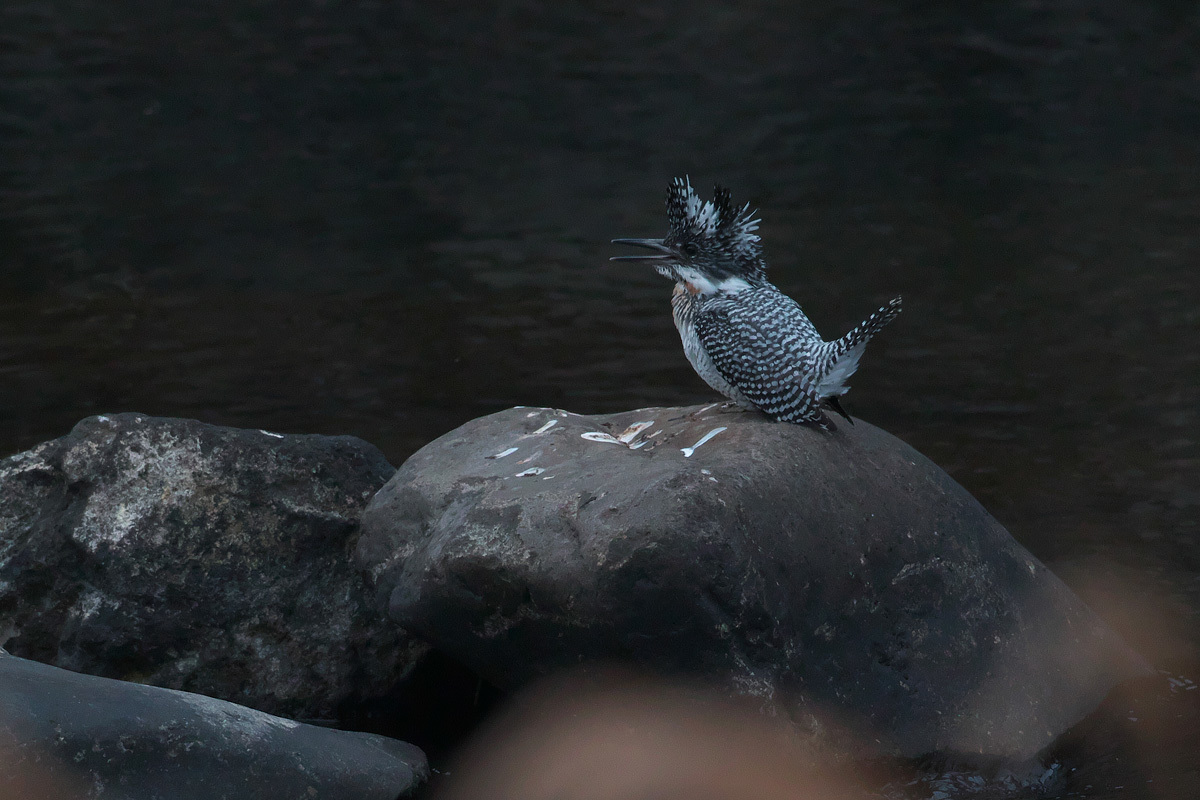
[1, 0, 1198, 791]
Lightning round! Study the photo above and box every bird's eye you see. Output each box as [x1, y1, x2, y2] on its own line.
[681, 242, 700, 257]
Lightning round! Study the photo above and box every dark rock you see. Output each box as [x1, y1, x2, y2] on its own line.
[0, 649, 427, 799]
[356, 404, 1150, 760]
[0, 413, 424, 721]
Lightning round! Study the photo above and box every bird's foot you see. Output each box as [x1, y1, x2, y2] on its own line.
[685, 401, 751, 421]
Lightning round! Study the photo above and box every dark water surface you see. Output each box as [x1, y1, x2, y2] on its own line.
[3, 1, 1199, 795]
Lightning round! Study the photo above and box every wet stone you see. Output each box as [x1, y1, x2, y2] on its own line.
[0, 650, 428, 800]
[0, 413, 424, 722]
[356, 404, 1151, 760]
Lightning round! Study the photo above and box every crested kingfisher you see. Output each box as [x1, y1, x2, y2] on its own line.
[612, 177, 901, 431]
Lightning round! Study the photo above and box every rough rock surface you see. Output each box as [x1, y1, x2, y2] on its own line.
[0, 650, 427, 799]
[357, 404, 1150, 760]
[0, 413, 423, 721]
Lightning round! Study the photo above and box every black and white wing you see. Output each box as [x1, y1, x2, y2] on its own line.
[692, 288, 832, 428]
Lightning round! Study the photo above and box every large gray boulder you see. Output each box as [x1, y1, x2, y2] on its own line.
[0, 413, 424, 721]
[0, 650, 427, 799]
[356, 404, 1150, 760]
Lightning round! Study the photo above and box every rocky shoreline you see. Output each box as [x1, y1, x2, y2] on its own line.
[0, 409, 1150, 797]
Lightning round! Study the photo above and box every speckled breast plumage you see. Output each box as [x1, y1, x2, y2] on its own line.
[672, 282, 833, 422]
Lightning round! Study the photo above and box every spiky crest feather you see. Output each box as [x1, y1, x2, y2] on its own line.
[665, 177, 764, 275]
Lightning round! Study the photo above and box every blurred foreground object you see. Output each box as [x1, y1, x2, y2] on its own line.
[438, 672, 870, 800]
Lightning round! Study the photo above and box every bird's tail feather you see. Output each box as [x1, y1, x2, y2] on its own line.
[840, 295, 902, 355]
[817, 296, 902, 397]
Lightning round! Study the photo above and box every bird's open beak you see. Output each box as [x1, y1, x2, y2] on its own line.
[609, 238, 674, 261]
